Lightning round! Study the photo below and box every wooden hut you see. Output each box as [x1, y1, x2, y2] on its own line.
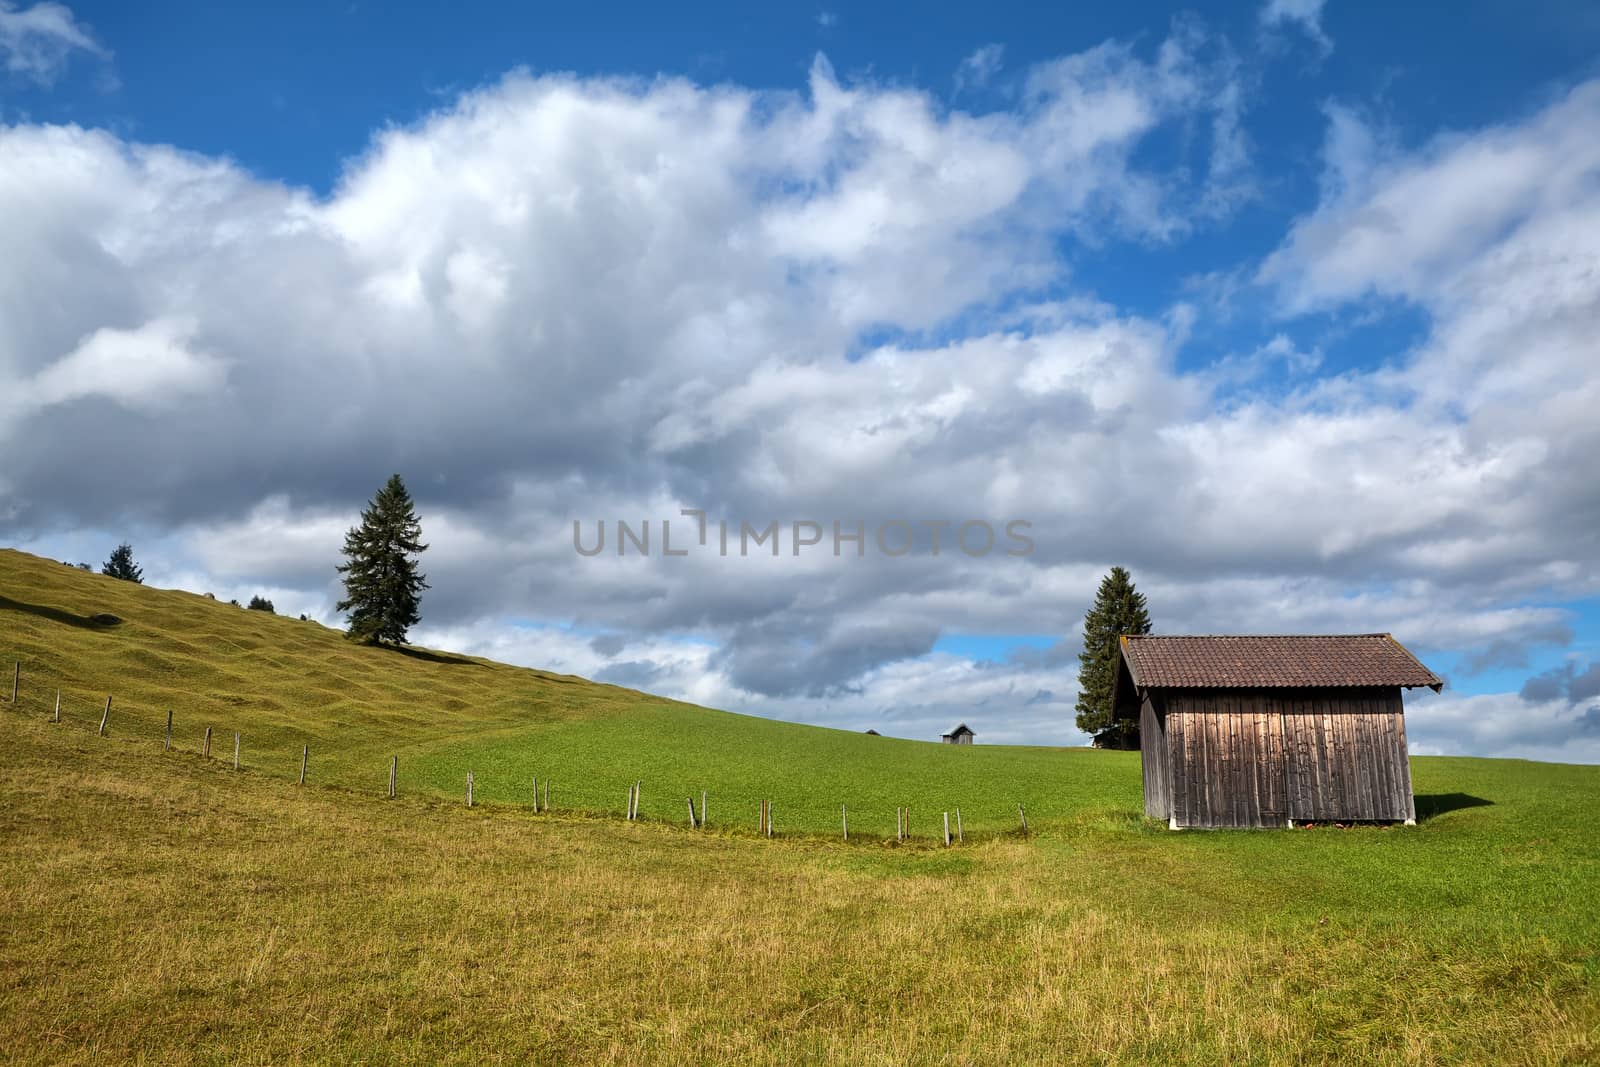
[1114, 634, 1441, 829]
[941, 723, 975, 745]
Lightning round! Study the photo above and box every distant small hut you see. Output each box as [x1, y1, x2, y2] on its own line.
[865, 729, 881, 736]
[1114, 634, 1441, 829]
[941, 723, 975, 745]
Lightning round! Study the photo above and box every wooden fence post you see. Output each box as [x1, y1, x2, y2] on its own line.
[203, 726, 212, 759]
[53, 690, 60, 723]
[701, 790, 707, 828]
[1018, 804, 1028, 835]
[627, 784, 635, 820]
[944, 812, 951, 847]
[164, 710, 172, 751]
[543, 779, 549, 812]
[98, 696, 111, 737]
[467, 772, 474, 808]
[686, 796, 697, 827]
[299, 745, 308, 785]
[842, 803, 848, 842]
[9, 662, 16, 704]
[956, 808, 963, 844]
[532, 776, 539, 812]
[766, 801, 773, 838]
[234, 733, 240, 771]
[389, 757, 397, 798]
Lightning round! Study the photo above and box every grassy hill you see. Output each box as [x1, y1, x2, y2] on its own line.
[3, 546, 1599, 1063]
[0, 547, 1128, 837]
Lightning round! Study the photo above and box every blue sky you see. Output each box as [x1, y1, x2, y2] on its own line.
[4, 0, 1600, 760]
[23, 3, 1599, 190]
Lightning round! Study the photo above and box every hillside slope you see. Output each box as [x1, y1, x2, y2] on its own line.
[0, 548, 1123, 836]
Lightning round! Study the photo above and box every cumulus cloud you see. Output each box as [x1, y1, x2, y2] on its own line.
[1258, 84, 1600, 612]
[7, 317, 225, 417]
[1520, 661, 1600, 706]
[1407, 688, 1600, 765]
[0, 34, 1242, 535]
[2, 28, 1598, 759]
[0, 1, 104, 85]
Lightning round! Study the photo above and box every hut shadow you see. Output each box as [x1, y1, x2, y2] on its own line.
[0, 596, 121, 631]
[1414, 793, 1493, 821]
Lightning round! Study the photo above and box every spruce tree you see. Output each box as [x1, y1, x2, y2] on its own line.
[102, 543, 144, 584]
[1074, 566, 1152, 749]
[336, 474, 429, 646]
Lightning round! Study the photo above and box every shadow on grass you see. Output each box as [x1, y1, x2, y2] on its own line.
[0, 596, 122, 631]
[393, 645, 485, 667]
[1414, 793, 1494, 820]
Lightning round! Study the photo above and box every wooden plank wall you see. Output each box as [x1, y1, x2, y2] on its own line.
[1139, 695, 1170, 819]
[1162, 687, 1414, 828]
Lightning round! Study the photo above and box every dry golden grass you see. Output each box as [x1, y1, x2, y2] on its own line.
[1, 719, 1595, 1065]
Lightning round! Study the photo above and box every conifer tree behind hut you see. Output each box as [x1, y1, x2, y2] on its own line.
[336, 474, 429, 646]
[1075, 566, 1152, 749]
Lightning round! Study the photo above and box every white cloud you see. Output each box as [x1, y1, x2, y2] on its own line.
[5, 317, 225, 420]
[2, 34, 1598, 761]
[1201, 332, 1322, 389]
[1257, 85, 1600, 600]
[1259, 0, 1332, 55]
[183, 496, 348, 584]
[1406, 689, 1600, 765]
[954, 44, 1004, 95]
[0, 1, 104, 85]
[1262, 87, 1600, 316]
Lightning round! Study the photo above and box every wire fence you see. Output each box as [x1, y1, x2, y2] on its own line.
[5, 659, 1052, 845]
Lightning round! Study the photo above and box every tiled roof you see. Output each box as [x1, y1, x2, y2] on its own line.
[1120, 634, 1441, 690]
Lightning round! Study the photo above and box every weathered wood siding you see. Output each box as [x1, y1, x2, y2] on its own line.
[1162, 687, 1414, 828]
[1139, 694, 1171, 820]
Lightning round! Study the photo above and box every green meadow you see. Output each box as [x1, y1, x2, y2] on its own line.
[2, 547, 1598, 1063]
[0, 548, 1125, 838]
